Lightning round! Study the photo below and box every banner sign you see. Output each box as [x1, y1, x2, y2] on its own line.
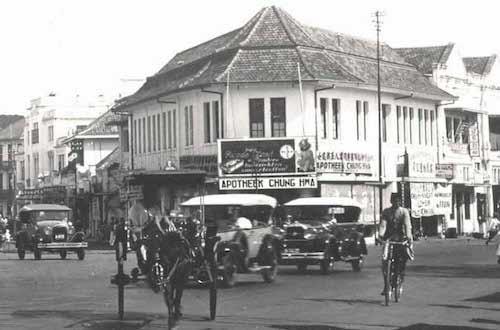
[433, 184, 452, 215]
[316, 150, 375, 175]
[218, 138, 315, 177]
[408, 152, 435, 178]
[469, 122, 480, 157]
[435, 164, 454, 179]
[219, 176, 317, 190]
[68, 139, 84, 170]
[410, 182, 434, 217]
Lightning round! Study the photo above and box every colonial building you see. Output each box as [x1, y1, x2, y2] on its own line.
[114, 6, 452, 227]
[0, 116, 24, 217]
[396, 44, 499, 235]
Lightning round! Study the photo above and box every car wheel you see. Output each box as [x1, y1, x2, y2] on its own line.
[262, 249, 278, 283]
[17, 248, 25, 260]
[34, 248, 42, 260]
[221, 254, 236, 288]
[59, 250, 67, 260]
[77, 249, 85, 260]
[320, 251, 334, 275]
[297, 263, 307, 272]
[351, 258, 363, 272]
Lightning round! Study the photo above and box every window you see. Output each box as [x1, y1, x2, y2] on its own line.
[419, 109, 423, 144]
[213, 101, 221, 140]
[249, 99, 265, 137]
[48, 152, 54, 173]
[320, 98, 327, 139]
[356, 100, 368, 141]
[138, 119, 142, 154]
[33, 153, 39, 178]
[332, 98, 340, 139]
[403, 106, 407, 144]
[172, 109, 176, 148]
[142, 118, 146, 154]
[162, 112, 167, 150]
[26, 155, 30, 185]
[57, 154, 65, 171]
[184, 106, 190, 146]
[409, 108, 413, 144]
[424, 110, 429, 145]
[184, 106, 193, 147]
[147, 116, 151, 152]
[152, 115, 156, 152]
[32, 123, 39, 144]
[430, 110, 435, 145]
[356, 100, 361, 140]
[20, 160, 25, 181]
[396, 106, 401, 144]
[48, 125, 54, 142]
[0, 145, 2, 162]
[167, 111, 172, 149]
[363, 101, 368, 141]
[271, 98, 286, 137]
[157, 114, 161, 151]
[382, 104, 390, 142]
[204, 102, 211, 143]
[189, 106, 194, 145]
[133, 120, 137, 154]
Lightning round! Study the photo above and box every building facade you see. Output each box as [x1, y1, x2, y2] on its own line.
[114, 6, 452, 230]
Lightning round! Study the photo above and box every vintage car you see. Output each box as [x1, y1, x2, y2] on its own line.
[280, 197, 368, 274]
[15, 204, 87, 260]
[181, 194, 281, 287]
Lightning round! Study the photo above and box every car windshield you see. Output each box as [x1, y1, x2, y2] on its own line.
[285, 205, 361, 224]
[32, 210, 69, 222]
[183, 205, 274, 230]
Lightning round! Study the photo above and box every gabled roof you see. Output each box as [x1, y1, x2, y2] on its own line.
[66, 109, 119, 142]
[117, 6, 451, 109]
[0, 117, 25, 141]
[463, 55, 497, 76]
[394, 43, 455, 75]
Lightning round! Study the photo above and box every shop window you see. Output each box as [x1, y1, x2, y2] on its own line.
[464, 193, 470, 219]
[249, 98, 265, 137]
[320, 98, 327, 138]
[332, 98, 340, 139]
[271, 98, 286, 137]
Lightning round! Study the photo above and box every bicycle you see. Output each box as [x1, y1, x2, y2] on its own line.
[382, 239, 409, 306]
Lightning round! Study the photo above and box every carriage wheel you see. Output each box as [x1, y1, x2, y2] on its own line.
[222, 254, 236, 288]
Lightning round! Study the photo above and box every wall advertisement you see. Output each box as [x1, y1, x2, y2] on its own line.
[316, 148, 376, 175]
[410, 183, 452, 217]
[468, 122, 480, 157]
[408, 152, 435, 178]
[218, 137, 316, 190]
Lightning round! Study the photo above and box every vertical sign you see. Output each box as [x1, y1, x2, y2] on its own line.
[469, 122, 480, 157]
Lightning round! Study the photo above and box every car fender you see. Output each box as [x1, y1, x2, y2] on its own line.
[215, 240, 240, 263]
[71, 231, 86, 243]
[258, 234, 280, 259]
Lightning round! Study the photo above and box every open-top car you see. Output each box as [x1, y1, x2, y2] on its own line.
[181, 193, 281, 287]
[280, 197, 367, 274]
[15, 204, 87, 260]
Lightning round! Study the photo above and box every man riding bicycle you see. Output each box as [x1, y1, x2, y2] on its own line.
[379, 192, 413, 296]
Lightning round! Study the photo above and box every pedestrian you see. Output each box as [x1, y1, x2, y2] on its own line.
[486, 212, 500, 245]
[109, 216, 117, 246]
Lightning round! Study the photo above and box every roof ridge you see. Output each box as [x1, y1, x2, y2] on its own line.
[216, 49, 241, 82]
[240, 7, 270, 46]
[272, 6, 298, 45]
[273, 6, 319, 47]
[295, 47, 316, 79]
[225, 7, 266, 49]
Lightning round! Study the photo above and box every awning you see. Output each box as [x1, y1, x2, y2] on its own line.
[125, 169, 206, 185]
[444, 107, 486, 114]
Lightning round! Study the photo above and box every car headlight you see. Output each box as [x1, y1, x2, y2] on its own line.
[304, 228, 317, 240]
[44, 229, 51, 236]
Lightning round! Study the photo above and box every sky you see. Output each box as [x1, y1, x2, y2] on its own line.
[1, 0, 499, 116]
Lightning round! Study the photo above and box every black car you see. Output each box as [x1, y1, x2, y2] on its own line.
[279, 197, 367, 274]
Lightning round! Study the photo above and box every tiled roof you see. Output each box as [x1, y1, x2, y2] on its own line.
[463, 55, 496, 76]
[72, 109, 119, 138]
[394, 43, 455, 75]
[0, 115, 23, 130]
[0, 117, 25, 141]
[118, 6, 451, 109]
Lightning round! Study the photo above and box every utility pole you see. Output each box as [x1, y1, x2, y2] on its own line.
[374, 10, 385, 243]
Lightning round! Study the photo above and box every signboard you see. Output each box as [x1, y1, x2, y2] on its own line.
[408, 152, 435, 178]
[468, 122, 480, 157]
[436, 164, 454, 179]
[410, 182, 434, 218]
[218, 138, 315, 177]
[219, 176, 317, 190]
[68, 140, 84, 170]
[316, 149, 375, 175]
[433, 184, 452, 215]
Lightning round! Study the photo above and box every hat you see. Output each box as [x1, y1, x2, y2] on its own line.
[299, 138, 311, 150]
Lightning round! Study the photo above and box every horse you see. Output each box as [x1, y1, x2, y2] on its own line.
[154, 230, 192, 329]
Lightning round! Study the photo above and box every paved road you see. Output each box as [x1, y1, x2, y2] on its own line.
[1, 238, 500, 330]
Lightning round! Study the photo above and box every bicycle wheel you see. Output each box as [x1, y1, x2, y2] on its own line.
[384, 258, 392, 306]
[393, 261, 401, 302]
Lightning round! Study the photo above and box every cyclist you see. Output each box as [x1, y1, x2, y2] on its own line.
[379, 192, 413, 296]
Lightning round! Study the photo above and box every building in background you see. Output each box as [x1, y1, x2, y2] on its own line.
[0, 116, 24, 217]
[113, 6, 452, 229]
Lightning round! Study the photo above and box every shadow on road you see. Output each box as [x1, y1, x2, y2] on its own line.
[407, 264, 500, 279]
[470, 318, 500, 325]
[270, 325, 349, 330]
[397, 324, 489, 330]
[299, 298, 381, 305]
[428, 304, 500, 312]
[465, 292, 500, 303]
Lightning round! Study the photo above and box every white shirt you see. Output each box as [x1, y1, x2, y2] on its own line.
[235, 217, 252, 229]
[488, 217, 500, 231]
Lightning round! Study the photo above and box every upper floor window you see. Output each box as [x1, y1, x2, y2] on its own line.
[320, 98, 327, 139]
[409, 108, 414, 144]
[184, 106, 192, 146]
[147, 116, 151, 152]
[48, 125, 54, 142]
[382, 104, 390, 143]
[0, 145, 3, 162]
[332, 98, 340, 140]
[271, 98, 286, 137]
[213, 100, 221, 140]
[430, 110, 435, 145]
[418, 109, 423, 145]
[142, 118, 146, 153]
[172, 109, 177, 149]
[133, 120, 138, 154]
[152, 115, 156, 152]
[31, 123, 39, 144]
[162, 112, 167, 150]
[57, 154, 65, 171]
[204, 102, 211, 143]
[396, 106, 402, 144]
[356, 100, 368, 141]
[249, 99, 265, 138]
